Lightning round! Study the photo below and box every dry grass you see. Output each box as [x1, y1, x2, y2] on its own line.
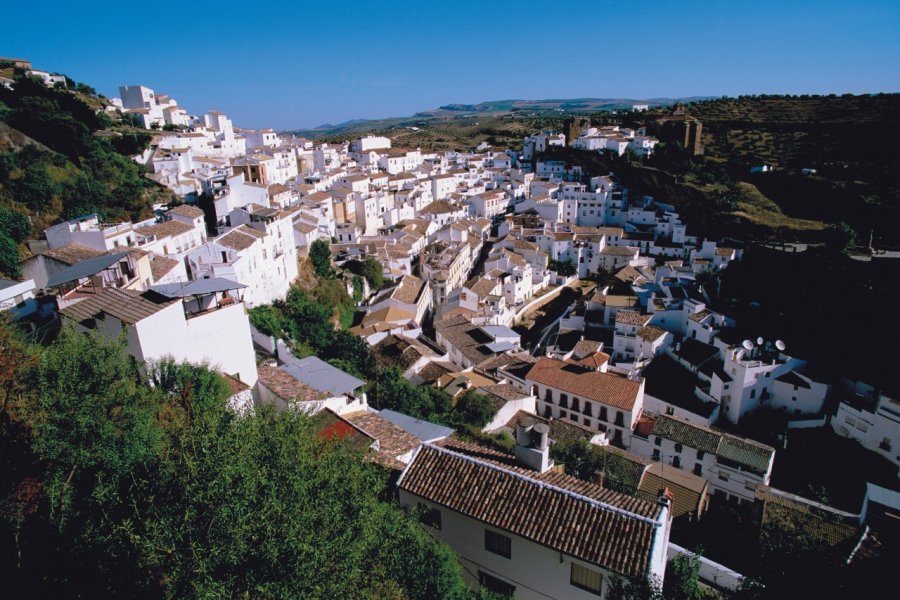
[729, 182, 826, 231]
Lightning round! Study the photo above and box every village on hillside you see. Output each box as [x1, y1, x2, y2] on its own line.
[2, 76, 897, 598]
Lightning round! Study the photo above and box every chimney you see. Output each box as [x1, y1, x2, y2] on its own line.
[514, 420, 554, 473]
[658, 486, 674, 509]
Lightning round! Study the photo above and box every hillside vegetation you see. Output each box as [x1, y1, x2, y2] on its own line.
[0, 65, 163, 277]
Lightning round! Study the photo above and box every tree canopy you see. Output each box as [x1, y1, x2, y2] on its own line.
[0, 325, 474, 599]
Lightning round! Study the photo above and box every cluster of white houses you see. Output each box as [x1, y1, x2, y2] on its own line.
[3, 85, 896, 598]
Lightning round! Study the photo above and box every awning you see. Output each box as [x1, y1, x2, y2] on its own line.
[46, 251, 131, 288]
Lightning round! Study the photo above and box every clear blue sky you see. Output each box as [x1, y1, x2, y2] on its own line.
[3, 0, 898, 129]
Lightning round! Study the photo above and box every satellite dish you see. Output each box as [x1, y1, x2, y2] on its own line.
[775, 340, 786, 351]
[757, 337, 765, 346]
[742, 340, 754, 351]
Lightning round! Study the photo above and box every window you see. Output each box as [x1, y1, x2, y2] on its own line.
[583, 417, 591, 427]
[672, 456, 681, 468]
[718, 473, 729, 482]
[479, 572, 515, 597]
[584, 402, 592, 417]
[559, 410, 567, 419]
[571, 397, 580, 412]
[697, 450, 705, 460]
[571, 563, 604, 596]
[654, 437, 662, 447]
[419, 505, 441, 530]
[652, 449, 661, 461]
[665, 406, 675, 416]
[560, 393, 568, 408]
[600, 407, 608, 421]
[693, 463, 703, 476]
[674, 443, 682, 453]
[750, 389, 756, 399]
[485, 529, 511, 559]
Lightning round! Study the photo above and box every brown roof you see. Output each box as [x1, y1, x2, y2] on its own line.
[136, 220, 194, 239]
[60, 288, 176, 326]
[217, 226, 263, 251]
[391, 275, 426, 305]
[637, 463, 708, 519]
[416, 361, 455, 385]
[526, 357, 642, 411]
[503, 410, 597, 444]
[373, 334, 437, 372]
[257, 365, 330, 402]
[341, 410, 420, 468]
[167, 204, 205, 219]
[638, 325, 666, 342]
[421, 200, 462, 215]
[616, 311, 651, 326]
[399, 441, 661, 578]
[42, 244, 105, 265]
[149, 255, 179, 281]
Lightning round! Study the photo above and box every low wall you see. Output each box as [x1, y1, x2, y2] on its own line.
[667, 543, 744, 591]
[786, 416, 828, 429]
[250, 324, 277, 355]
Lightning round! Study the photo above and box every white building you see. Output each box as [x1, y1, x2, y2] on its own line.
[59, 282, 258, 386]
[832, 379, 900, 467]
[398, 434, 671, 598]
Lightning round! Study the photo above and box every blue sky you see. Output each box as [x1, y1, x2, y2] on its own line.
[3, 0, 898, 129]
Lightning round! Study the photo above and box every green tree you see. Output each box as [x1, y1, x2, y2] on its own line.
[663, 551, 703, 600]
[309, 239, 334, 279]
[361, 257, 384, 290]
[4, 328, 473, 598]
[0, 233, 21, 278]
[549, 258, 577, 277]
[823, 221, 857, 253]
[453, 389, 497, 427]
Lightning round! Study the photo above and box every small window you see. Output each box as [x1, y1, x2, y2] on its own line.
[479, 571, 515, 597]
[718, 473, 729, 482]
[652, 449, 660, 461]
[485, 529, 511, 559]
[571, 562, 604, 596]
[672, 456, 681, 468]
[697, 450, 705, 460]
[654, 437, 662, 447]
[693, 463, 703, 476]
[419, 505, 441, 530]
[674, 443, 682, 453]
[750, 389, 756, 399]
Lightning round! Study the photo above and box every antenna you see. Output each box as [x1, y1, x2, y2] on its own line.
[756, 337, 765, 346]
[775, 340, 786, 352]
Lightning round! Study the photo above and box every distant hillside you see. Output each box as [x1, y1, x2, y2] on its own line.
[287, 96, 713, 140]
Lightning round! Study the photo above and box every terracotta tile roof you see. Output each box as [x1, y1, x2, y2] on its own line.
[341, 410, 420, 469]
[373, 334, 437, 372]
[650, 415, 721, 454]
[416, 361, 454, 384]
[573, 351, 611, 370]
[616, 311, 651, 326]
[526, 357, 642, 410]
[257, 365, 330, 402]
[391, 275, 426, 305]
[167, 204, 205, 219]
[42, 243, 105, 265]
[638, 325, 667, 342]
[503, 411, 596, 444]
[651, 415, 774, 474]
[60, 288, 176, 326]
[399, 440, 661, 578]
[637, 463, 708, 519]
[150, 255, 179, 281]
[421, 200, 462, 215]
[217, 226, 263, 251]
